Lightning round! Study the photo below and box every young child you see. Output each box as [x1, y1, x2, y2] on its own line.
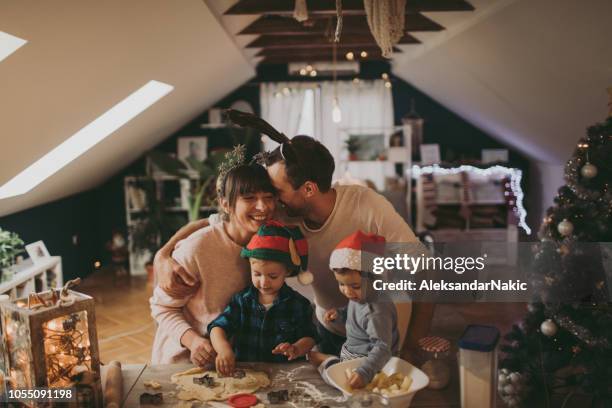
[309, 231, 400, 389]
[208, 220, 318, 375]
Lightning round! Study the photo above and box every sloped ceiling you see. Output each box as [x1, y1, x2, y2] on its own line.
[392, 0, 612, 164]
[0, 0, 255, 217]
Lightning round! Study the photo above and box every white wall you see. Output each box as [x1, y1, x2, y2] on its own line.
[0, 0, 254, 217]
[527, 162, 565, 235]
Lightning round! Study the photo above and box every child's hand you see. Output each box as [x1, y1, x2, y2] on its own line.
[348, 372, 366, 389]
[187, 336, 216, 367]
[215, 347, 235, 376]
[324, 308, 338, 322]
[272, 342, 299, 360]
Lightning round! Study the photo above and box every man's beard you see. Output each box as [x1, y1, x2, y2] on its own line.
[281, 200, 304, 218]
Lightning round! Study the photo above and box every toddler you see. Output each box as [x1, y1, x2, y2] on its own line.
[208, 220, 317, 375]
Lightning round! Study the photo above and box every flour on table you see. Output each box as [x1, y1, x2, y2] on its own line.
[171, 367, 270, 402]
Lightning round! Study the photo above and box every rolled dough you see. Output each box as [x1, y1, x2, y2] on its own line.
[171, 367, 270, 402]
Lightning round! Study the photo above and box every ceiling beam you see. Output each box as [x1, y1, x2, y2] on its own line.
[259, 53, 389, 64]
[246, 33, 419, 48]
[226, 0, 474, 15]
[255, 46, 400, 57]
[238, 14, 444, 35]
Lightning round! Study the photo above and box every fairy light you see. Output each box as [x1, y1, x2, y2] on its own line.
[360, 50, 368, 58]
[411, 164, 532, 234]
[346, 51, 354, 60]
[43, 313, 92, 387]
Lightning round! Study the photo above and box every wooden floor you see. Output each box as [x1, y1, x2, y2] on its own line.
[81, 269, 526, 365]
[79, 269, 156, 364]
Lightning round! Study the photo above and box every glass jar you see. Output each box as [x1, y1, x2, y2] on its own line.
[418, 336, 451, 390]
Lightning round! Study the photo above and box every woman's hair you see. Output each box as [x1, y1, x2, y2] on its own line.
[217, 163, 276, 219]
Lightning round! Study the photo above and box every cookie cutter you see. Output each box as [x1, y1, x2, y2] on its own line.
[139, 392, 163, 405]
[230, 369, 245, 379]
[267, 389, 290, 404]
[193, 374, 216, 387]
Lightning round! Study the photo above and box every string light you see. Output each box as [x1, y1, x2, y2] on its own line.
[346, 51, 354, 60]
[43, 313, 92, 387]
[309, 70, 317, 77]
[332, 98, 342, 123]
[411, 164, 532, 234]
[360, 50, 368, 58]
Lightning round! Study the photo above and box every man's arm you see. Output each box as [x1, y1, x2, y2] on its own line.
[361, 189, 434, 359]
[154, 218, 209, 297]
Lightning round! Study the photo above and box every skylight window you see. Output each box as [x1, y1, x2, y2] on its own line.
[0, 31, 27, 62]
[0, 80, 174, 200]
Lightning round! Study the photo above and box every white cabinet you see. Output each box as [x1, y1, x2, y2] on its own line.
[0, 257, 63, 300]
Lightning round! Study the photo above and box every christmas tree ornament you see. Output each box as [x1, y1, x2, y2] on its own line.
[557, 218, 574, 236]
[580, 162, 598, 178]
[509, 372, 521, 384]
[540, 319, 558, 337]
[503, 384, 515, 394]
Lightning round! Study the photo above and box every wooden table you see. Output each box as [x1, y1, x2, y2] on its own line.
[101, 361, 462, 407]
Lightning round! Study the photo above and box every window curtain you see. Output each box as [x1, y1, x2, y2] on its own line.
[260, 82, 313, 151]
[260, 80, 394, 176]
[316, 80, 394, 177]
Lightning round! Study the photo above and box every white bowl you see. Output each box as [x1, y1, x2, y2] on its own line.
[325, 357, 430, 408]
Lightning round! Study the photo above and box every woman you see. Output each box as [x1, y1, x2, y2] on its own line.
[150, 163, 276, 364]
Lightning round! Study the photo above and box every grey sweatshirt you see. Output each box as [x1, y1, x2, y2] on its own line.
[341, 300, 399, 383]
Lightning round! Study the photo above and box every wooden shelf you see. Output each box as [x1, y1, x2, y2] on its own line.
[0, 256, 63, 300]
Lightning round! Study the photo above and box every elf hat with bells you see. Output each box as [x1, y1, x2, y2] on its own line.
[329, 230, 386, 273]
[241, 220, 314, 285]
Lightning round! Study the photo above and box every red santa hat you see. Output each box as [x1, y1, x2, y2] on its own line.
[329, 231, 386, 273]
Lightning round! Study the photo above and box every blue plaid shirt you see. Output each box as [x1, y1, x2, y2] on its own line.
[207, 283, 318, 362]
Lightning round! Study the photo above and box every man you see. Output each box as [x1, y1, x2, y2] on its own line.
[154, 136, 433, 356]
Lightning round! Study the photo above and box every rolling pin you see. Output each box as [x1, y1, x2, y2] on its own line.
[104, 360, 123, 408]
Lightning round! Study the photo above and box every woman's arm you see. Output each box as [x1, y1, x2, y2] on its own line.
[154, 218, 209, 297]
[149, 286, 195, 349]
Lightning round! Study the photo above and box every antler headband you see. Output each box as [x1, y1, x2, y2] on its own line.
[225, 109, 290, 144]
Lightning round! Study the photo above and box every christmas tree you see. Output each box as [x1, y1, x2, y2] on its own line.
[498, 109, 612, 407]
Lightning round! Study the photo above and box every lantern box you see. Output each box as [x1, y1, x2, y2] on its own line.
[0, 289, 102, 406]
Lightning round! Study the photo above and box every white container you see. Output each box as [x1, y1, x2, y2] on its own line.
[458, 325, 500, 408]
[325, 357, 430, 408]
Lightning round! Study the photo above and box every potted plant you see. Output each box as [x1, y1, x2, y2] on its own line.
[148, 149, 225, 222]
[345, 136, 361, 161]
[0, 228, 24, 282]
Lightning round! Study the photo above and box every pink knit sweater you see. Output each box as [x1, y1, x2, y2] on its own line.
[149, 223, 250, 364]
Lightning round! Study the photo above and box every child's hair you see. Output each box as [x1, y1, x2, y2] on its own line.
[332, 268, 371, 279]
[217, 163, 276, 220]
